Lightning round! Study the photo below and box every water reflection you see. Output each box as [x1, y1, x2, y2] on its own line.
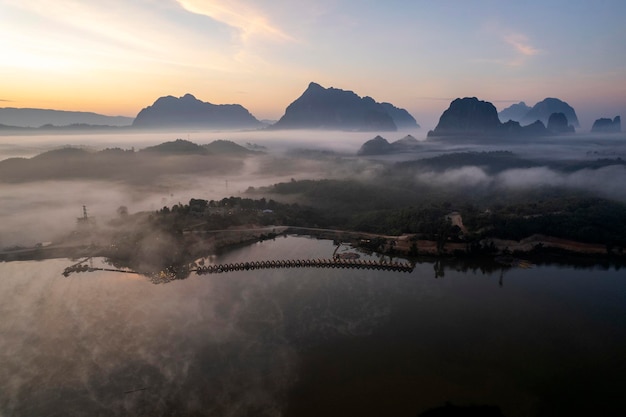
[1, 236, 625, 416]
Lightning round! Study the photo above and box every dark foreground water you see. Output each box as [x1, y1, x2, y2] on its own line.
[1, 236, 625, 417]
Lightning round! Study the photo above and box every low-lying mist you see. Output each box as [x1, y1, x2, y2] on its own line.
[0, 129, 411, 160]
[0, 151, 372, 247]
[416, 165, 626, 201]
[0, 259, 299, 416]
[2, 129, 626, 248]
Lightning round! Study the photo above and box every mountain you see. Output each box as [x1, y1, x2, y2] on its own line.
[499, 119, 550, 136]
[132, 94, 262, 129]
[427, 97, 501, 137]
[591, 116, 621, 133]
[498, 102, 531, 123]
[380, 103, 420, 129]
[521, 98, 579, 127]
[547, 112, 575, 133]
[270, 82, 418, 131]
[0, 140, 256, 183]
[428, 97, 551, 138]
[357, 136, 393, 155]
[357, 134, 420, 155]
[392, 134, 420, 149]
[203, 140, 255, 154]
[31, 147, 91, 160]
[141, 139, 208, 154]
[0, 108, 132, 128]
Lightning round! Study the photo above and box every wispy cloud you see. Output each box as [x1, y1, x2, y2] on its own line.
[502, 32, 542, 67]
[176, 0, 295, 43]
[474, 32, 542, 67]
[504, 33, 541, 57]
[0, 0, 244, 74]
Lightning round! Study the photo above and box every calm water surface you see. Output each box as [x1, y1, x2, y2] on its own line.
[1, 236, 625, 417]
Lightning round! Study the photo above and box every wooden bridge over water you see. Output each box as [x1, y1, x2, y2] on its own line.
[62, 257, 415, 279]
[194, 258, 415, 274]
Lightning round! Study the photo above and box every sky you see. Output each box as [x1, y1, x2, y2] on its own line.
[1, 0, 625, 129]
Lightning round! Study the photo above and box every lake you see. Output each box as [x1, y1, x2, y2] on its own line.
[1, 235, 625, 416]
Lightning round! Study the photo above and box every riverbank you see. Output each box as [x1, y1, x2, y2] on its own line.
[2, 224, 623, 270]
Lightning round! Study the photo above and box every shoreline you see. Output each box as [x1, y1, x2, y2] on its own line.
[2, 226, 624, 269]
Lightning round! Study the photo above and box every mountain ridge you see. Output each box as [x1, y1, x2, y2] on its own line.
[270, 82, 419, 131]
[0, 107, 133, 128]
[499, 98, 579, 128]
[132, 94, 263, 130]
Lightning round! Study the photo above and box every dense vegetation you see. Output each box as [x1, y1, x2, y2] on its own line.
[148, 177, 626, 251]
[108, 150, 626, 267]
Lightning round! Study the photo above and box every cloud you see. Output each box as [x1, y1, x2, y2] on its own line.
[0, 0, 248, 75]
[417, 166, 492, 188]
[502, 33, 542, 67]
[475, 32, 541, 67]
[176, 0, 295, 43]
[416, 165, 626, 202]
[504, 33, 541, 57]
[496, 166, 563, 188]
[477, 21, 543, 67]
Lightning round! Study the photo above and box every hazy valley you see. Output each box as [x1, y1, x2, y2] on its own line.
[2, 89, 626, 417]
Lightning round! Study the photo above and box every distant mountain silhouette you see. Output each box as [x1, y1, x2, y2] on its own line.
[132, 94, 262, 129]
[0, 139, 255, 183]
[380, 103, 420, 129]
[140, 138, 257, 155]
[270, 82, 418, 131]
[203, 140, 255, 154]
[428, 97, 501, 136]
[392, 134, 420, 149]
[357, 134, 420, 155]
[141, 139, 209, 154]
[498, 101, 531, 123]
[428, 97, 550, 138]
[521, 98, 579, 127]
[0, 108, 132, 128]
[501, 120, 549, 136]
[591, 116, 621, 133]
[357, 136, 393, 155]
[547, 112, 575, 133]
[31, 147, 91, 160]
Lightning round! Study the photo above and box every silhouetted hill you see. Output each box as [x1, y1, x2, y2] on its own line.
[357, 134, 421, 155]
[380, 103, 420, 129]
[132, 94, 262, 129]
[428, 98, 552, 138]
[357, 136, 393, 155]
[203, 140, 255, 154]
[547, 112, 575, 133]
[513, 120, 550, 136]
[427, 97, 501, 136]
[270, 82, 417, 131]
[31, 147, 91, 160]
[141, 139, 208, 154]
[0, 141, 252, 183]
[0, 108, 132, 128]
[392, 134, 420, 149]
[521, 98, 579, 127]
[591, 116, 621, 133]
[395, 150, 626, 176]
[498, 101, 531, 123]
